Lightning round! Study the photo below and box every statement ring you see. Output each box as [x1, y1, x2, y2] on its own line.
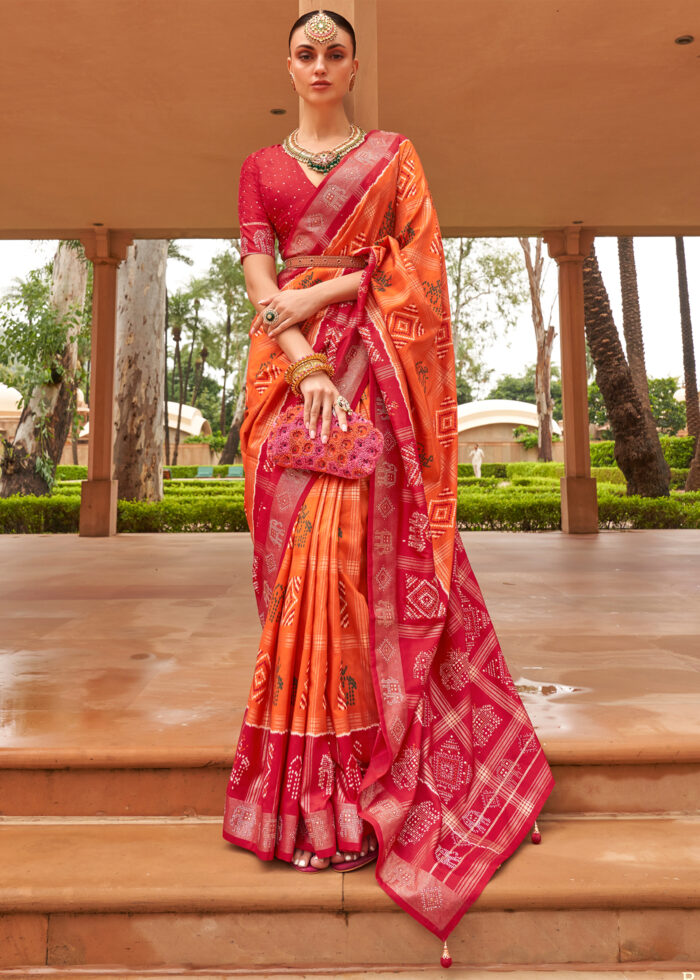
[262, 307, 280, 328]
[332, 394, 352, 415]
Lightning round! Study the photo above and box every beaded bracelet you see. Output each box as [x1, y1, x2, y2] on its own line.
[289, 360, 334, 396]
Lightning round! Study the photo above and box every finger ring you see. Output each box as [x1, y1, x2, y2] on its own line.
[333, 394, 352, 415]
[262, 307, 280, 327]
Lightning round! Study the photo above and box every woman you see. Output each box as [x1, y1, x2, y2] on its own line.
[223, 8, 555, 960]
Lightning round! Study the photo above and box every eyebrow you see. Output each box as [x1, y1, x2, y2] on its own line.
[294, 42, 347, 51]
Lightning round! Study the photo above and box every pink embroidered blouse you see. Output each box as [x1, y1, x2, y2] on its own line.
[237, 133, 378, 263]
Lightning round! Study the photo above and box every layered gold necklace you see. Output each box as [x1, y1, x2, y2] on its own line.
[282, 123, 367, 174]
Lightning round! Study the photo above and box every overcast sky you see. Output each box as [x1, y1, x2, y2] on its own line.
[1, 235, 698, 398]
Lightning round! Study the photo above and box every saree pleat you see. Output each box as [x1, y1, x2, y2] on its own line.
[224, 129, 555, 942]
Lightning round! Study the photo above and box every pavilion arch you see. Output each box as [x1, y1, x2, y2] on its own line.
[3, 0, 698, 534]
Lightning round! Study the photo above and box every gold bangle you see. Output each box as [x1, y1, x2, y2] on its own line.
[291, 366, 333, 397]
[290, 361, 334, 396]
[284, 352, 329, 387]
[287, 358, 327, 390]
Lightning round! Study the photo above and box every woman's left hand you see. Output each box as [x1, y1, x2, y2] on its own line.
[256, 286, 323, 339]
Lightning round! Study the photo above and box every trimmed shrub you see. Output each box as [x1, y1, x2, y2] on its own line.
[117, 497, 249, 532]
[589, 436, 695, 469]
[457, 463, 508, 478]
[54, 465, 87, 481]
[4, 467, 699, 534]
[589, 442, 616, 466]
[457, 492, 562, 531]
[598, 494, 700, 529]
[505, 462, 564, 479]
[0, 495, 81, 533]
[659, 435, 696, 468]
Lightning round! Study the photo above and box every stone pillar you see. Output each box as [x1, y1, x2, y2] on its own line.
[78, 229, 133, 537]
[297, 1, 379, 129]
[543, 226, 598, 534]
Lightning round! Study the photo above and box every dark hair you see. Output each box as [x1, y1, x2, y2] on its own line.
[288, 9, 356, 57]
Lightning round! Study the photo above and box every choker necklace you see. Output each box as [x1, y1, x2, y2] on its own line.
[282, 123, 367, 174]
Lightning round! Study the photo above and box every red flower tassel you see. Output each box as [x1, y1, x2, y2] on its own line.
[440, 939, 452, 968]
[531, 818, 541, 844]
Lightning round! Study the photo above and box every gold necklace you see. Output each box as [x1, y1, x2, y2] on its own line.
[282, 123, 367, 174]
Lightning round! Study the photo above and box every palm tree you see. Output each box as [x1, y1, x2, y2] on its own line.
[675, 237, 700, 490]
[206, 244, 252, 436]
[582, 244, 669, 496]
[617, 237, 670, 482]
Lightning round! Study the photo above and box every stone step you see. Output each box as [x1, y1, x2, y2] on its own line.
[1, 744, 698, 817]
[0, 814, 698, 971]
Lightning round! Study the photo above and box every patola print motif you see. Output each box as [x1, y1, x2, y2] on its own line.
[224, 129, 554, 940]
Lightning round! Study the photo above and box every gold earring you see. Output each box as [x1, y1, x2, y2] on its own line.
[290, 74, 296, 92]
[349, 73, 356, 91]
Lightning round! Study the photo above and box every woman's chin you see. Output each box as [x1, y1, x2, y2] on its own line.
[307, 86, 336, 97]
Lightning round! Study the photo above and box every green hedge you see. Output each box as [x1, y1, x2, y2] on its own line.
[589, 436, 696, 468]
[3, 482, 699, 533]
[0, 495, 249, 534]
[51, 482, 245, 498]
[456, 488, 700, 531]
[56, 436, 695, 484]
[505, 462, 565, 479]
[55, 464, 244, 481]
[457, 463, 508, 478]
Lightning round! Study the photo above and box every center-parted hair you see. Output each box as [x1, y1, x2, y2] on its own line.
[288, 9, 357, 57]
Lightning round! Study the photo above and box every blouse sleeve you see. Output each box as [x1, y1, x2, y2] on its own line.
[237, 153, 276, 262]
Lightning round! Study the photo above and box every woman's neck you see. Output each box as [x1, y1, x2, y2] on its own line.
[296, 105, 353, 147]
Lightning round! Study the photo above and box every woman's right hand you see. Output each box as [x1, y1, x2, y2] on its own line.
[299, 370, 349, 443]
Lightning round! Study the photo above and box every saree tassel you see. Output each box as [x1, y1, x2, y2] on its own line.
[440, 938, 452, 969]
[531, 818, 542, 844]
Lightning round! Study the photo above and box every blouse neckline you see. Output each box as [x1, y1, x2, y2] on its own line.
[277, 128, 375, 193]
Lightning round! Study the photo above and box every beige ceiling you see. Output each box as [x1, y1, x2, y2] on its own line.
[1, 0, 699, 240]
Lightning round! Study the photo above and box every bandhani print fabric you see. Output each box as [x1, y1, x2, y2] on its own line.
[223, 129, 555, 941]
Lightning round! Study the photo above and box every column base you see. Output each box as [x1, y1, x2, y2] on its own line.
[560, 476, 598, 534]
[79, 479, 118, 537]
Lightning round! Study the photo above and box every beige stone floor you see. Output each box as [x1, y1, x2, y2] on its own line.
[0, 529, 699, 765]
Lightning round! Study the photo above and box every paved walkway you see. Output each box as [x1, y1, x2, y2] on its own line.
[0, 529, 698, 764]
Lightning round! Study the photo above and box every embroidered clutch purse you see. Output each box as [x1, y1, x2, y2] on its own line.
[267, 401, 384, 479]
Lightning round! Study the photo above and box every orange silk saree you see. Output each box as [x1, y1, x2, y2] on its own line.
[223, 130, 555, 941]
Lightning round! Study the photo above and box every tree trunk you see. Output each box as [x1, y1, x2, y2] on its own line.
[0, 242, 88, 496]
[220, 309, 232, 435]
[675, 237, 700, 490]
[676, 237, 700, 439]
[172, 329, 184, 465]
[687, 427, 700, 489]
[219, 385, 246, 465]
[617, 236, 670, 481]
[113, 239, 167, 501]
[219, 344, 250, 465]
[518, 237, 555, 461]
[164, 287, 171, 467]
[582, 243, 669, 497]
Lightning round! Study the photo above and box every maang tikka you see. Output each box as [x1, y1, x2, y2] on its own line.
[304, 9, 337, 45]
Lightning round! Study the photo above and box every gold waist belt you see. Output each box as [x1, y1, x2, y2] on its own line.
[282, 253, 368, 270]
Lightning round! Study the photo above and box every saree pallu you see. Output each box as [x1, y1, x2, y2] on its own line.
[223, 130, 555, 941]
